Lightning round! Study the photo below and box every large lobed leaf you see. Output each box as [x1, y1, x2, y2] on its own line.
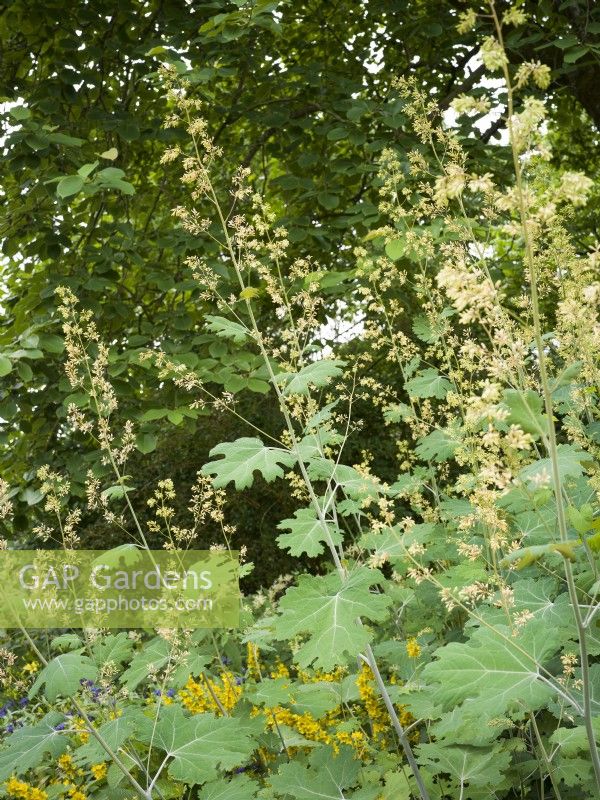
[202, 437, 295, 490]
[274, 567, 391, 670]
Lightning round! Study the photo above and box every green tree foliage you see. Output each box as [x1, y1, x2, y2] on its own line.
[2, 0, 599, 572]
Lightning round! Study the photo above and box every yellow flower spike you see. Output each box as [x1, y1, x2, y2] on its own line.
[4, 779, 48, 800]
[246, 642, 262, 679]
[406, 638, 422, 658]
[270, 660, 290, 679]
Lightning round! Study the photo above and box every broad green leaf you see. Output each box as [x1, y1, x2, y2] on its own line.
[274, 568, 390, 670]
[518, 444, 590, 486]
[245, 678, 292, 707]
[136, 432, 158, 453]
[91, 632, 134, 667]
[9, 106, 31, 121]
[205, 315, 250, 343]
[29, 653, 98, 701]
[502, 389, 548, 438]
[202, 437, 295, 490]
[200, 775, 259, 800]
[57, 175, 85, 198]
[292, 681, 349, 717]
[120, 637, 170, 689]
[74, 709, 145, 764]
[317, 192, 339, 210]
[48, 132, 85, 147]
[479, 579, 572, 631]
[275, 359, 345, 396]
[405, 368, 452, 399]
[383, 402, 414, 424]
[38, 333, 64, 353]
[550, 718, 600, 757]
[0, 712, 67, 780]
[307, 459, 385, 500]
[423, 622, 562, 716]
[101, 483, 135, 501]
[138, 705, 256, 785]
[51, 633, 83, 652]
[269, 746, 359, 799]
[415, 427, 460, 462]
[385, 238, 405, 261]
[417, 742, 512, 796]
[276, 508, 343, 557]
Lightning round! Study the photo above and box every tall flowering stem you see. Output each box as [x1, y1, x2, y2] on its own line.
[490, 1, 600, 789]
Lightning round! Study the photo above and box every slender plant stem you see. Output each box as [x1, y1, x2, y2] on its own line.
[529, 711, 563, 800]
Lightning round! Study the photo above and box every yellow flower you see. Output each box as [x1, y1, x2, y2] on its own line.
[5, 778, 48, 800]
[270, 660, 290, 679]
[406, 638, 422, 658]
[90, 763, 107, 781]
[22, 661, 39, 675]
[180, 672, 242, 716]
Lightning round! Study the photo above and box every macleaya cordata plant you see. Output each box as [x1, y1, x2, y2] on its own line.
[1, 2, 600, 799]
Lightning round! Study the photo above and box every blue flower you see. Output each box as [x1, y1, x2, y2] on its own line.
[5, 724, 14, 734]
[18, 698, 28, 707]
[54, 723, 66, 731]
[166, 688, 176, 698]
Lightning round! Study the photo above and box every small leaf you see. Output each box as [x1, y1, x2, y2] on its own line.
[0, 356, 12, 377]
[275, 359, 345, 396]
[276, 508, 343, 557]
[9, 106, 31, 121]
[385, 238, 405, 260]
[121, 637, 170, 690]
[100, 147, 119, 160]
[51, 634, 83, 652]
[57, 175, 85, 199]
[317, 192, 339, 210]
[136, 433, 158, 453]
[205, 315, 249, 344]
[502, 389, 548, 438]
[101, 484, 136, 501]
[239, 287, 260, 300]
[406, 368, 452, 399]
[415, 427, 460, 463]
[77, 161, 99, 178]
